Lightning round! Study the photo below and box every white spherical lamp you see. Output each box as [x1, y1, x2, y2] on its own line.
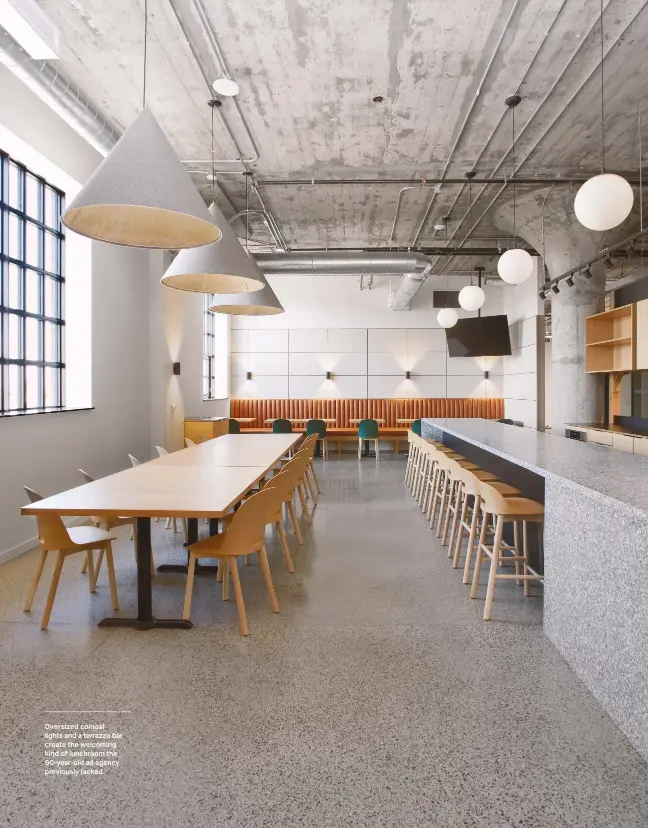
[437, 308, 458, 328]
[458, 285, 485, 312]
[497, 248, 534, 285]
[574, 173, 634, 231]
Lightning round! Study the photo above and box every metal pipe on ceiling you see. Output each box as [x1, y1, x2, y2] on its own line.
[0, 29, 119, 156]
[439, 0, 648, 275]
[410, 0, 525, 247]
[254, 251, 431, 275]
[227, 208, 282, 248]
[252, 176, 614, 186]
[269, 246, 536, 255]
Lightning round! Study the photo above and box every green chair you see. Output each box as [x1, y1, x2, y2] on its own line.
[306, 418, 328, 459]
[273, 418, 293, 434]
[228, 418, 241, 434]
[411, 418, 422, 436]
[357, 418, 380, 459]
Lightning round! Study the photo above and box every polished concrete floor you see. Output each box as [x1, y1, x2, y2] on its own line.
[1, 456, 647, 827]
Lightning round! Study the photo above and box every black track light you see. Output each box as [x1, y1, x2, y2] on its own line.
[603, 256, 614, 271]
[552, 284, 560, 294]
[539, 289, 546, 299]
[565, 276, 575, 287]
[583, 266, 594, 279]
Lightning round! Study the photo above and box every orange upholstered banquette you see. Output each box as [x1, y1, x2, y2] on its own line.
[230, 398, 504, 428]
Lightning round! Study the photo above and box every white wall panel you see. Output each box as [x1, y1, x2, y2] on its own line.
[504, 343, 537, 375]
[232, 352, 288, 376]
[290, 352, 367, 376]
[447, 356, 486, 376]
[230, 329, 249, 353]
[407, 376, 448, 397]
[410, 351, 446, 375]
[509, 316, 538, 350]
[289, 375, 367, 399]
[505, 398, 538, 429]
[231, 375, 288, 399]
[446, 375, 488, 398]
[328, 328, 367, 352]
[368, 328, 407, 354]
[288, 328, 328, 352]
[406, 328, 446, 353]
[368, 375, 412, 398]
[503, 372, 537, 402]
[368, 353, 406, 376]
[248, 329, 288, 353]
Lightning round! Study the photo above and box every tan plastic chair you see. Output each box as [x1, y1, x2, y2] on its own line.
[470, 481, 544, 620]
[297, 435, 320, 503]
[290, 448, 315, 523]
[23, 487, 118, 630]
[183, 488, 281, 635]
[185, 437, 196, 447]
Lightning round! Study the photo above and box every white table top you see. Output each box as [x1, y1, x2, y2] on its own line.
[21, 434, 301, 519]
[396, 418, 417, 424]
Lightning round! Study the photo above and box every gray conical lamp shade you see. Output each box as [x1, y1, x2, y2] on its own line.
[160, 202, 266, 293]
[62, 109, 219, 249]
[208, 281, 284, 315]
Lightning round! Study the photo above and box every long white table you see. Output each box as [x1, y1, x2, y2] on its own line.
[21, 433, 301, 631]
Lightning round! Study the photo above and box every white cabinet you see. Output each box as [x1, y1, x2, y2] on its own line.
[612, 433, 634, 452]
[633, 437, 648, 456]
[586, 429, 613, 446]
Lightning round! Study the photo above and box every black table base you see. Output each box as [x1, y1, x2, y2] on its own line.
[156, 517, 220, 575]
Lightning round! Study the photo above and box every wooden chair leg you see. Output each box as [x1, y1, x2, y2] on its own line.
[222, 559, 230, 601]
[276, 520, 295, 573]
[92, 548, 104, 589]
[40, 550, 65, 630]
[164, 518, 171, 530]
[375, 439, 380, 459]
[358, 439, 362, 460]
[258, 545, 279, 613]
[310, 460, 321, 491]
[129, 526, 134, 541]
[104, 542, 119, 610]
[24, 548, 48, 612]
[305, 469, 318, 505]
[483, 516, 504, 621]
[436, 475, 449, 538]
[288, 501, 303, 545]
[513, 521, 522, 585]
[86, 549, 97, 592]
[448, 486, 462, 558]
[470, 511, 489, 599]
[463, 496, 481, 584]
[523, 521, 531, 597]
[228, 556, 249, 636]
[182, 554, 197, 620]
[453, 492, 468, 568]
[81, 555, 88, 574]
[298, 483, 311, 523]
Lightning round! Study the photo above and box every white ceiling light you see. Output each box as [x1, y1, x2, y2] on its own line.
[208, 282, 284, 316]
[498, 248, 534, 285]
[437, 308, 458, 328]
[575, 0, 633, 231]
[574, 172, 634, 231]
[0, 0, 59, 59]
[458, 284, 485, 311]
[497, 95, 533, 285]
[212, 75, 239, 97]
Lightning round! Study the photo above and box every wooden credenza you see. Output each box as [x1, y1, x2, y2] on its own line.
[184, 417, 229, 444]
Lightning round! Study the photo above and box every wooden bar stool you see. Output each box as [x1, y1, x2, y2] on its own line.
[23, 487, 118, 630]
[183, 488, 281, 636]
[470, 481, 544, 620]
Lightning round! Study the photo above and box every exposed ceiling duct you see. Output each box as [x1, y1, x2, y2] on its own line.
[0, 28, 119, 156]
[254, 251, 430, 276]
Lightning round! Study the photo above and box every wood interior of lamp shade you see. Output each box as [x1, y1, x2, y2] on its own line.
[209, 304, 284, 315]
[62, 205, 221, 249]
[162, 273, 264, 293]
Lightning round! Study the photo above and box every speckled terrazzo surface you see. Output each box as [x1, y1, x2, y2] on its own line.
[1, 457, 647, 827]
[422, 418, 648, 515]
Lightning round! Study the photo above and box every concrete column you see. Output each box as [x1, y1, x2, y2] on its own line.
[494, 188, 633, 434]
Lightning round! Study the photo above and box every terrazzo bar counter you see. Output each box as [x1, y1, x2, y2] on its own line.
[422, 417, 648, 762]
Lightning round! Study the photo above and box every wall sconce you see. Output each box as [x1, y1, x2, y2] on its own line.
[326, 371, 333, 380]
[246, 371, 252, 380]
[483, 370, 489, 379]
[173, 362, 181, 376]
[405, 370, 411, 379]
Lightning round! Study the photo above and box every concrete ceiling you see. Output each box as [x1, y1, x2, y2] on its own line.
[34, 0, 648, 270]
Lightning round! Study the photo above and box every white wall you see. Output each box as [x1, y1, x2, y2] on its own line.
[231, 273, 504, 400]
[0, 67, 154, 563]
[490, 261, 544, 429]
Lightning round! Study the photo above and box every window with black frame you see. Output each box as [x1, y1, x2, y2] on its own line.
[203, 293, 216, 399]
[0, 151, 65, 414]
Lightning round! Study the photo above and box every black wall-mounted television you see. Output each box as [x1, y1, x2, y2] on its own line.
[445, 315, 512, 357]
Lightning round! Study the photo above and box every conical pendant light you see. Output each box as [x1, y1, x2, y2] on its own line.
[208, 280, 284, 315]
[498, 95, 534, 285]
[574, 0, 633, 231]
[62, 1, 218, 249]
[160, 103, 266, 293]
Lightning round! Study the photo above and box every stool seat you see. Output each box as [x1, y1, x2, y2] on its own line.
[490, 482, 521, 497]
[486, 497, 544, 520]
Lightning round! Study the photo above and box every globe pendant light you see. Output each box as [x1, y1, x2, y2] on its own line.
[161, 104, 265, 293]
[62, 1, 218, 250]
[437, 307, 458, 328]
[458, 284, 485, 312]
[574, 1, 633, 231]
[497, 95, 533, 285]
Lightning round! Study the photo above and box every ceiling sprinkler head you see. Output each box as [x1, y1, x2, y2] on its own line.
[372, 95, 385, 103]
[212, 75, 240, 97]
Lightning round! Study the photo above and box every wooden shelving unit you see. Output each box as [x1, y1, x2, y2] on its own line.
[585, 304, 636, 373]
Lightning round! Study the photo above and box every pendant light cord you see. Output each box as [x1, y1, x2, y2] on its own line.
[142, 0, 148, 110]
[245, 173, 249, 251]
[600, 0, 605, 173]
[211, 102, 216, 205]
[512, 103, 517, 244]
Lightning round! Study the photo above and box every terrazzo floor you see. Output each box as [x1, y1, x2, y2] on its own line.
[0, 456, 646, 827]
